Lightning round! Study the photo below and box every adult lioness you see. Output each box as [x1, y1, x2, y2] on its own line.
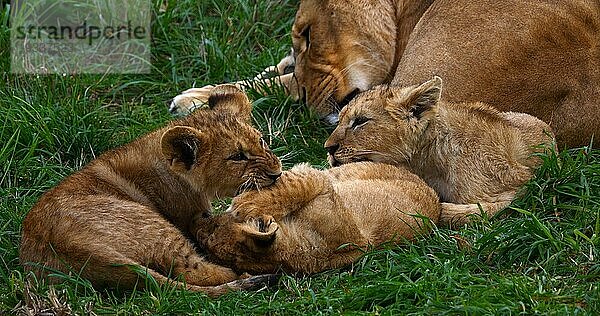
[20, 86, 282, 297]
[324, 77, 555, 227]
[195, 162, 439, 274]
[171, 0, 599, 147]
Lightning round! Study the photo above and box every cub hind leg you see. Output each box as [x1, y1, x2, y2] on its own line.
[52, 249, 273, 298]
[500, 111, 556, 166]
[84, 246, 274, 298]
[146, 224, 239, 287]
[440, 199, 513, 228]
[20, 197, 240, 292]
[440, 113, 556, 228]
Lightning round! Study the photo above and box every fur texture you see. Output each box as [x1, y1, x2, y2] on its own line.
[19, 85, 282, 297]
[173, 0, 599, 147]
[195, 162, 440, 274]
[324, 77, 555, 226]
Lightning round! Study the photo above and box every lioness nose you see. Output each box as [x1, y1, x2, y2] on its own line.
[325, 144, 339, 156]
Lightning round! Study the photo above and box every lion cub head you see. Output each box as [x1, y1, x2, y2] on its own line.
[324, 77, 442, 167]
[161, 85, 282, 196]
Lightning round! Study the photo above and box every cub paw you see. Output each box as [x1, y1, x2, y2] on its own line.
[227, 273, 281, 290]
[251, 215, 277, 234]
[240, 215, 279, 248]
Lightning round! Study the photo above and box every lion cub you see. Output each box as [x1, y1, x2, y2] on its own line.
[195, 162, 440, 274]
[325, 77, 555, 227]
[19, 86, 282, 297]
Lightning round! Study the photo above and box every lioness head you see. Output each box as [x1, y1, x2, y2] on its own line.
[161, 85, 282, 197]
[196, 212, 280, 274]
[292, 0, 397, 121]
[324, 77, 442, 167]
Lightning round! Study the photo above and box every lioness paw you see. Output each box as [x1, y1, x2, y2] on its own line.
[169, 85, 215, 115]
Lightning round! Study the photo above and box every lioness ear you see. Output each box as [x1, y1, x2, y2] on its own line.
[207, 84, 252, 121]
[406, 76, 442, 119]
[240, 216, 279, 252]
[161, 126, 206, 172]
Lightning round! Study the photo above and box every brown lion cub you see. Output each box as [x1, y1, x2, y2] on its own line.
[325, 77, 555, 227]
[195, 162, 440, 274]
[19, 85, 282, 297]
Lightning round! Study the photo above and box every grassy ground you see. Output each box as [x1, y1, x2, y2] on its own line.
[1, 0, 598, 314]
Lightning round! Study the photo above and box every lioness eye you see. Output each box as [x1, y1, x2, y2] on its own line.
[228, 152, 248, 161]
[351, 116, 370, 130]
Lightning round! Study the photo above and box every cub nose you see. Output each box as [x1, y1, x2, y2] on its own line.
[325, 144, 340, 156]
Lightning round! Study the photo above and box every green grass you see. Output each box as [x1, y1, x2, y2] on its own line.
[1, 0, 598, 314]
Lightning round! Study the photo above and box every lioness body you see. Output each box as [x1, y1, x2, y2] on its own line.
[197, 162, 440, 274]
[325, 78, 555, 226]
[20, 86, 282, 296]
[392, 0, 599, 147]
[171, 0, 599, 147]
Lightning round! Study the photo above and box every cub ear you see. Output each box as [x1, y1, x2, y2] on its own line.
[386, 77, 442, 120]
[240, 216, 279, 252]
[207, 84, 252, 121]
[407, 76, 442, 119]
[161, 126, 206, 172]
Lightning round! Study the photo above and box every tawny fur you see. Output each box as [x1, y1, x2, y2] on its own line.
[19, 85, 282, 297]
[172, 0, 599, 147]
[195, 162, 440, 274]
[324, 77, 555, 227]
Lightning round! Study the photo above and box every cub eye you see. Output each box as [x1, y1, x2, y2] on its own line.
[351, 116, 370, 130]
[228, 152, 248, 161]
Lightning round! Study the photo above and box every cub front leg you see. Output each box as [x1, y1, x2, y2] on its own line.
[231, 164, 331, 220]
